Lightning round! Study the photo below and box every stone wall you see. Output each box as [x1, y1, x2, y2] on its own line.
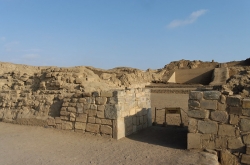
[187, 90, 250, 164]
[0, 88, 151, 140]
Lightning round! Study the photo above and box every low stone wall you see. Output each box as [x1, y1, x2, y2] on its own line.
[187, 90, 250, 164]
[0, 88, 151, 139]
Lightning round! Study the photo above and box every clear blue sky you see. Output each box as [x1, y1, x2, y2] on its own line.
[0, 1, 249, 70]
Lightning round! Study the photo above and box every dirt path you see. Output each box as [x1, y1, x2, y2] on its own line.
[0, 122, 218, 165]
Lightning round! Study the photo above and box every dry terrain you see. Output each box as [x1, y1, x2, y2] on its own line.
[0, 93, 218, 165]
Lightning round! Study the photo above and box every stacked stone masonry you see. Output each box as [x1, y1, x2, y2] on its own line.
[0, 87, 151, 140]
[188, 90, 250, 164]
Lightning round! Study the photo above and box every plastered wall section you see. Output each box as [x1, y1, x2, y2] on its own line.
[0, 88, 152, 140]
[188, 90, 250, 164]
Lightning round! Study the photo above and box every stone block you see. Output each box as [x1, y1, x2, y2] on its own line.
[220, 149, 239, 165]
[241, 154, 250, 164]
[67, 107, 76, 113]
[47, 118, 56, 126]
[95, 118, 101, 124]
[228, 137, 244, 149]
[210, 111, 228, 123]
[88, 109, 97, 117]
[60, 116, 69, 121]
[243, 134, 250, 145]
[188, 118, 197, 133]
[97, 110, 105, 118]
[229, 114, 239, 125]
[188, 110, 209, 119]
[61, 121, 73, 130]
[243, 109, 250, 117]
[98, 105, 105, 111]
[217, 102, 227, 111]
[82, 92, 91, 97]
[189, 91, 203, 100]
[90, 104, 97, 110]
[78, 98, 87, 104]
[215, 137, 227, 149]
[77, 107, 83, 114]
[200, 100, 217, 110]
[218, 124, 236, 136]
[88, 117, 96, 123]
[187, 133, 201, 149]
[105, 105, 118, 119]
[247, 145, 250, 155]
[198, 120, 218, 134]
[56, 124, 62, 129]
[243, 99, 250, 109]
[92, 91, 100, 97]
[76, 114, 87, 122]
[101, 119, 112, 125]
[100, 125, 112, 135]
[55, 117, 62, 124]
[226, 96, 241, 107]
[220, 95, 226, 104]
[188, 100, 200, 109]
[240, 118, 250, 132]
[75, 122, 86, 130]
[203, 91, 221, 100]
[95, 97, 107, 105]
[68, 103, 76, 107]
[60, 110, 69, 116]
[227, 107, 242, 115]
[202, 139, 215, 149]
[147, 108, 152, 127]
[86, 123, 100, 133]
[100, 91, 113, 97]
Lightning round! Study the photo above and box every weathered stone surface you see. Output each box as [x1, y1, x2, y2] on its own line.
[200, 100, 217, 110]
[226, 96, 241, 107]
[220, 95, 226, 104]
[75, 122, 86, 130]
[78, 98, 87, 103]
[210, 111, 228, 123]
[227, 107, 242, 115]
[47, 118, 56, 126]
[188, 110, 209, 119]
[60, 110, 69, 116]
[88, 117, 96, 123]
[95, 118, 101, 124]
[86, 123, 100, 133]
[187, 133, 201, 149]
[218, 124, 235, 136]
[55, 117, 62, 124]
[95, 97, 107, 105]
[241, 154, 250, 164]
[228, 137, 244, 149]
[101, 119, 112, 125]
[220, 149, 239, 165]
[189, 91, 203, 100]
[217, 102, 227, 111]
[67, 107, 76, 113]
[243, 134, 250, 145]
[243, 109, 250, 117]
[198, 120, 218, 134]
[188, 100, 200, 109]
[243, 99, 250, 109]
[202, 139, 215, 150]
[105, 105, 117, 119]
[188, 118, 197, 133]
[100, 125, 112, 135]
[247, 145, 250, 155]
[90, 104, 97, 110]
[88, 109, 97, 117]
[240, 118, 250, 132]
[229, 114, 239, 125]
[97, 110, 105, 118]
[76, 114, 87, 122]
[203, 91, 221, 100]
[61, 121, 73, 130]
[100, 91, 113, 97]
[215, 136, 227, 149]
[98, 105, 105, 111]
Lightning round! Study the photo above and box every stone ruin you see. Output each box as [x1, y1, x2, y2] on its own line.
[0, 65, 151, 139]
[187, 90, 250, 164]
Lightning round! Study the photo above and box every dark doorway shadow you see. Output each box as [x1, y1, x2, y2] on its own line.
[126, 125, 188, 149]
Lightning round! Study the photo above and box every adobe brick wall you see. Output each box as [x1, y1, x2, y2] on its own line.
[188, 90, 250, 164]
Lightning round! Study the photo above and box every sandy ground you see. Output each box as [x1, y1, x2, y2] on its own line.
[0, 93, 218, 165]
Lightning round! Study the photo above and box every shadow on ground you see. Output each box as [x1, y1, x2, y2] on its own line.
[126, 125, 188, 149]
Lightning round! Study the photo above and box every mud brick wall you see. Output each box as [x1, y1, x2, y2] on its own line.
[0, 88, 151, 140]
[188, 90, 250, 164]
